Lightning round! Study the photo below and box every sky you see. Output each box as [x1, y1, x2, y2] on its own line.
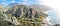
[0, 0, 42, 6]
[0, 0, 60, 24]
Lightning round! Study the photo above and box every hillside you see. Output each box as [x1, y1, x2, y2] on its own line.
[0, 4, 50, 26]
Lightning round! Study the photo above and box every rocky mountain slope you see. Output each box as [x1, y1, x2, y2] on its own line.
[0, 4, 50, 26]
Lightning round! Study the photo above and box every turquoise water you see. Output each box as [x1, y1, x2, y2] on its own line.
[48, 10, 57, 24]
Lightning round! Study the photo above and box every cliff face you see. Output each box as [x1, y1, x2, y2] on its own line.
[0, 4, 51, 26]
[6, 5, 49, 18]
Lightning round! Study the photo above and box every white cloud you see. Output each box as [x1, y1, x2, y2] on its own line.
[23, 0, 28, 1]
[28, 1, 32, 4]
[1, 2, 8, 6]
[22, 2, 28, 4]
[33, 0, 42, 4]
[10, 0, 15, 3]
[35, 0, 41, 1]
[37, 0, 41, 1]
[22, 0, 29, 4]
[42, 0, 60, 24]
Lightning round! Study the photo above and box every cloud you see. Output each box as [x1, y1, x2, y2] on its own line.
[1, 2, 8, 6]
[22, 2, 28, 4]
[42, 0, 60, 24]
[10, 0, 15, 3]
[32, 0, 42, 4]
[37, 0, 41, 1]
[27, 1, 33, 4]
[23, 0, 28, 1]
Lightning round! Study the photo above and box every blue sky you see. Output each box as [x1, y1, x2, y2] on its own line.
[0, 0, 41, 6]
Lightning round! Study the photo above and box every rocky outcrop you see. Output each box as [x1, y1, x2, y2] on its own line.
[0, 4, 51, 26]
[6, 5, 49, 18]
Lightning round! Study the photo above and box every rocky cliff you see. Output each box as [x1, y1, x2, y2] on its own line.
[0, 4, 50, 26]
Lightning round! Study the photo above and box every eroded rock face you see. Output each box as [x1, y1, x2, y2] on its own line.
[4, 4, 51, 26]
[6, 5, 49, 18]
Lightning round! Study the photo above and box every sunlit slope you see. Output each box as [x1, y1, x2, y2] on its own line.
[0, 4, 50, 26]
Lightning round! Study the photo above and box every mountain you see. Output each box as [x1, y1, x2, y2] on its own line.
[8, 3, 19, 6]
[0, 4, 51, 26]
[6, 4, 49, 18]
